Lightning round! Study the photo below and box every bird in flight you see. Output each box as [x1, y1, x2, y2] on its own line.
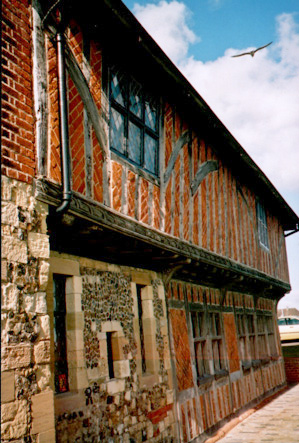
[231, 42, 272, 58]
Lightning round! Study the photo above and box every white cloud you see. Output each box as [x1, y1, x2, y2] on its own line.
[133, 1, 197, 64]
[133, 2, 299, 195]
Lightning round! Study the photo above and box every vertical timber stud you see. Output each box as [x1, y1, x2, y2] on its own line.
[32, 0, 48, 176]
[159, 97, 165, 231]
[82, 35, 93, 198]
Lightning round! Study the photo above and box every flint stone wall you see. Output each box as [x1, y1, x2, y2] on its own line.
[1, 176, 54, 442]
[54, 262, 175, 442]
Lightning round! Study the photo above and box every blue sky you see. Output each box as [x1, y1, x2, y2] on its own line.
[124, 0, 299, 61]
[123, 0, 299, 309]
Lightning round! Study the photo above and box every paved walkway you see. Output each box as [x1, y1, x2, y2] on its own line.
[214, 383, 299, 443]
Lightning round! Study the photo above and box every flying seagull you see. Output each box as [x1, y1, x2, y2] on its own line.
[231, 42, 272, 58]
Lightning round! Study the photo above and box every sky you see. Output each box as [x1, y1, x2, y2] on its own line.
[123, 0, 299, 309]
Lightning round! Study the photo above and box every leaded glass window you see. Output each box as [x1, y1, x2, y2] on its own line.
[109, 66, 159, 176]
[256, 201, 269, 249]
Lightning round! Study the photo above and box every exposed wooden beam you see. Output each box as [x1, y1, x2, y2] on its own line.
[65, 44, 108, 158]
[191, 160, 218, 196]
[163, 130, 189, 185]
[32, 0, 48, 176]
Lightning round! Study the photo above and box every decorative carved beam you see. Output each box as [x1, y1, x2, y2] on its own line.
[163, 131, 189, 185]
[35, 178, 291, 296]
[191, 160, 219, 196]
[65, 45, 108, 158]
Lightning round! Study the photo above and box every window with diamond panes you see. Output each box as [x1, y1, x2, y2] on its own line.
[256, 201, 269, 249]
[109, 67, 159, 176]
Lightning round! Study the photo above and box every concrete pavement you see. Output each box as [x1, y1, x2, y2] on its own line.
[211, 383, 299, 443]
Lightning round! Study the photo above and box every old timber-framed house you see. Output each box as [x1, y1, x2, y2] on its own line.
[2, 0, 299, 441]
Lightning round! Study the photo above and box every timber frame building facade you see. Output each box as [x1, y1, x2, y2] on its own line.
[1, 0, 299, 442]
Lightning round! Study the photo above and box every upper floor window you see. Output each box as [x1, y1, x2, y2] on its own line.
[109, 66, 159, 176]
[256, 201, 269, 249]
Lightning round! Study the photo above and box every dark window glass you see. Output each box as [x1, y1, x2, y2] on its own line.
[129, 81, 142, 118]
[128, 121, 142, 164]
[110, 108, 125, 154]
[53, 274, 69, 394]
[111, 70, 126, 106]
[257, 201, 269, 249]
[144, 135, 158, 175]
[109, 66, 159, 176]
[137, 285, 146, 374]
[145, 97, 157, 130]
[107, 332, 115, 379]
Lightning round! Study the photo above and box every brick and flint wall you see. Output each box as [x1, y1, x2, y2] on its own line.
[1, 0, 55, 441]
[1, 1, 291, 442]
[47, 255, 175, 442]
[45, 19, 290, 285]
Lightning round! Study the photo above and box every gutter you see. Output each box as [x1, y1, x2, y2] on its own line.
[284, 225, 299, 238]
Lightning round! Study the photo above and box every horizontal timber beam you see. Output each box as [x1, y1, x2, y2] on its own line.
[35, 178, 290, 296]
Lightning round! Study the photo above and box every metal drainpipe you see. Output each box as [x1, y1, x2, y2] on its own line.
[56, 30, 72, 214]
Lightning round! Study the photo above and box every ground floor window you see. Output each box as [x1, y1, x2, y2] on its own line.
[236, 309, 277, 369]
[191, 310, 209, 379]
[53, 274, 69, 393]
[191, 308, 226, 382]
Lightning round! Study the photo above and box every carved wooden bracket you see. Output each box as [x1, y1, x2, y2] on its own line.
[161, 259, 191, 290]
[191, 160, 219, 196]
[163, 131, 189, 185]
